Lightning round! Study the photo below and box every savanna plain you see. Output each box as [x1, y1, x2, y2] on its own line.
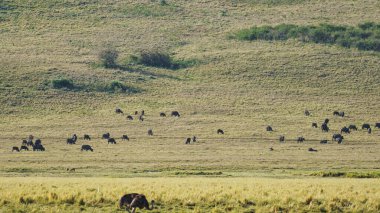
[0, 0, 380, 212]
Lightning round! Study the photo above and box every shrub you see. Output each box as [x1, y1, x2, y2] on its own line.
[52, 79, 74, 89]
[99, 48, 119, 68]
[138, 50, 172, 68]
[94, 81, 140, 94]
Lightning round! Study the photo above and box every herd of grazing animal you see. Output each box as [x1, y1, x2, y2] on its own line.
[13, 135, 45, 152]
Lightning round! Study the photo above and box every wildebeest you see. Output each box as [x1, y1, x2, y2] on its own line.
[72, 134, 77, 142]
[185, 138, 191, 144]
[160, 112, 166, 117]
[33, 144, 45, 151]
[12, 147, 20, 152]
[348, 125, 358, 131]
[171, 111, 180, 117]
[279, 135, 285, 143]
[81, 145, 93, 152]
[20, 146, 29, 151]
[141, 110, 145, 116]
[108, 138, 116, 144]
[26, 140, 34, 146]
[339, 111, 345, 117]
[35, 139, 41, 146]
[22, 139, 27, 146]
[127, 115, 133, 120]
[67, 138, 76, 145]
[102, 133, 110, 139]
[320, 140, 328, 144]
[84, 134, 91, 140]
[375, 123, 380, 128]
[147, 129, 153, 136]
[304, 110, 310, 116]
[312, 123, 318, 128]
[297, 137, 305, 143]
[122, 135, 129, 141]
[336, 137, 343, 144]
[332, 134, 344, 141]
[119, 193, 154, 212]
[362, 124, 370, 130]
[368, 128, 372, 134]
[333, 111, 340, 116]
[321, 123, 329, 132]
[139, 115, 144, 122]
[192, 136, 197, 142]
[324, 119, 329, 124]
[217, 129, 224, 134]
[308, 148, 318, 152]
[341, 126, 350, 134]
[266, 126, 273, 132]
[134, 111, 138, 115]
[115, 108, 123, 114]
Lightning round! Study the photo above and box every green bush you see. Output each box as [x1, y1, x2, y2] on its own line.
[52, 79, 74, 89]
[99, 48, 119, 68]
[94, 81, 140, 94]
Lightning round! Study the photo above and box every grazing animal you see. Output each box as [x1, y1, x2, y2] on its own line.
[192, 136, 197, 142]
[312, 123, 318, 128]
[304, 110, 310, 116]
[320, 140, 328, 144]
[134, 111, 138, 115]
[308, 148, 318, 152]
[108, 138, 116, 144]
[269, 147, 274, 151]
[348, 125, 358, 131]
[160, 112, 166, 117]
[336, 137, 343, 144]
[72, 134, 77, 143]
[324, 119, 329, 124]
[297, 137, 305, 143]
[362, 124, 370, 130]
[341, 126, 350, 134]
[139, 115, 144, 122]
[119, 193, 154, 213]
[102, 133, 110, 139]
[339, 111, 345, 117]
[122, 135, 130, 141]
[81, 145, 93, 152]
[368, 128, 372, 134]
[141, 110, 145, 116]
[12, 147, 20, 152]
[333, 111, 340, 116]
[20, 146, 29, 151]
[33, 144, 45, 151]
[185, 138, 191, 144]
[22, 140, 27, 146]
[67, 168, 76, 172]
[67, 138, 76, 145]
[147, 129, 153, 136]
[127, 115, 134, 120]
[332, 134, 344, 141]
[266, 126, 273, 132]
[171, 111, 180, 117]
[321, 123, 329, 132]
[116, 108, 123, 114]
[279, 135, 285, 143]
[84, 134, 91, 140]
[375, 123, 380, 128]
[26, 140, 34, 146]
[217, 129, 224, 134]
[35, 139, 41, 146]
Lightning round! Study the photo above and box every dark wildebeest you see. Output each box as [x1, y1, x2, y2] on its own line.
[336, 137, 343, 144]
[20, 146, 29, 151]
[266, 126, 273, 132]
[134, 111, 138, 115]
[102, 133, 110, 139]
[297, 137, 305, 143]
[115, 108, 123, 114]
[339, 111, 345, 117]
[171, 111, 180, 117]
[119, 193, 154, 213]
[139, 115, 144, 122]
[321, 123, 329, 132]
[67, 138, 76, 145]
[33, 144, 45, 151]
[22, 139, 27, 146]
[312, 123, 318, 128]
[185, 138, 191, 144]
[332, 134, 344, 141]
[324, 119, 329, 124]
[304, 110, 310, 116]
[333, 111, 340, 116]
[122, 135, 129, 141]
[308, 148, 318, 152]
[160, 112, 166, 117]
[192, 136, 197, 142]
[84, 134, 91, 140]
[279, 135, 285, 143]
[147, 129, 153, 136]
[81, 145, 93, 152]
[72, 134, 77, 143]
[375, 123, 380, 128]
[217, 129, 224, 134]
[368, 128, 372, 134]
[26, 140, 34, 146]
[108, 138, 116, 144]
[35, 139, 41, 146]
[362, 124, 370, 130]
[320, 140, 328, 144]
[127, 115, 133, 120]
[341, 126, 350, 134]
[348, 125, 358, 131]
[12, 147, 20, 152]
[141, 110, 145, 116]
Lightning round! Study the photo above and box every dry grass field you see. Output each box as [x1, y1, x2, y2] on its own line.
[1, 0, 380, 212]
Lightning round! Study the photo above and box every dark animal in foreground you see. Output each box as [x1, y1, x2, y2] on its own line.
[192, 136, 197, 142]
[116, 108, 123, 114]
[127, 115, 133, 120]
[375, 123, 380, 128]
[332, 134, 344, 141]
[297, 137, 305, 143]
[12, 147, 20, 152]
[308, 148, 318, 152]
[20, 146, 29, 151]
[312, 123, 318, 128]
[185, 138, 191, 144]
[160, 112, 166, 117]
[108, 138, 116, 144]
[217, 129, 224, 134]
[171, 111, 180, 117]
[35, 139, 41, 146]
[122, 135, 130, 141]
[84, 134, 91, 140]
[81, 145, 93, 152]
[33, 144, 45, 151]
[304, 110, 310, 116]
[321, 123, 329, 132]
[348, 125, 357, 131]
[320, 140, 328, 144]
[102, 133, 110, 139]
[279, 135, 285, 143]
[67, 138, 76, 145]
[362, 124, 370, 130]
[119, 193, 154, 213]
[147, 129, 153, 136]
[266, 126, 273, 132]
[341, 127, 350, 134]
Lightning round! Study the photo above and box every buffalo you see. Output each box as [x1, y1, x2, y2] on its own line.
[341, 127, 350, 134]
[108, 138, 116, 144]
[20, 146, 29, 151]
[362, 124, 370, 130]
[84, 134, 91, 140]
[348, 125, 357, 131]
[81, 145, 93, 152]
[171, 111, 180, 117]
[122, 135, 129, 141]
[217, 129, 224, 134]
[12, 147, 20, 152]
[312, 123, 318, 128]
[266, 126, 273, 132]
[102, 133, 110, 139]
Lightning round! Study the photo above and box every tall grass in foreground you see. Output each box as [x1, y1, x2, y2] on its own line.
[0, 177, 379, 212]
